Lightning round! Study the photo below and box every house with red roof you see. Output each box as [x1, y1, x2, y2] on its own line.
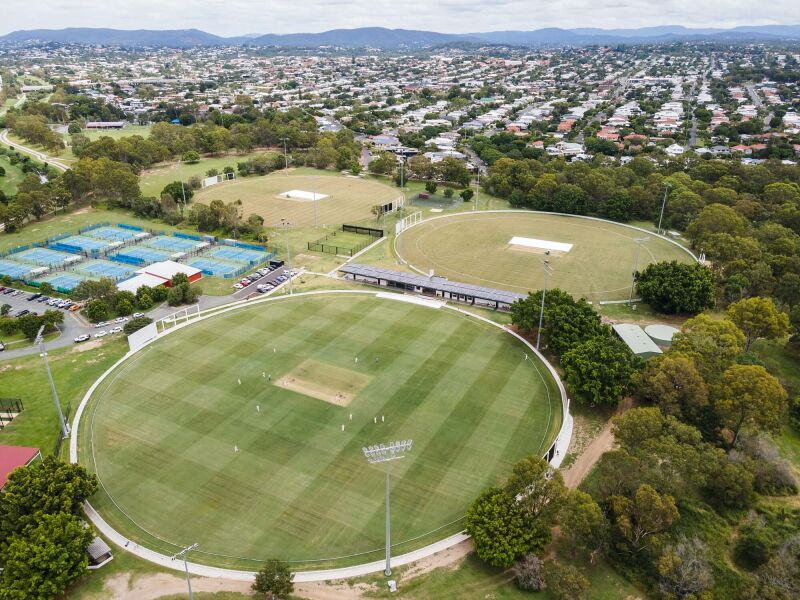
[0, 445, 42, 489]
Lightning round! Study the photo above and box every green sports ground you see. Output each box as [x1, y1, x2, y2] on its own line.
[396, 211, 696, 302]
[80, 292, 561, 569]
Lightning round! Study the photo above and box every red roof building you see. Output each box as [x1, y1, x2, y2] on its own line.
[0, 445, 41, 489]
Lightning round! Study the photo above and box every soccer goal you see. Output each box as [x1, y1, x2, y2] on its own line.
[201, 172, 236, 189]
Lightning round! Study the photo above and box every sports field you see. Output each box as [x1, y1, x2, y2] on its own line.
[82, 293, 561, 567]
[397, 212, 695, 302]
[194, 173, 401, 228]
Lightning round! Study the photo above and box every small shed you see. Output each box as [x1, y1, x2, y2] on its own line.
[645, 324, 680, 348]
[86, 536, 113, 569]
[612, 323, 663, 359]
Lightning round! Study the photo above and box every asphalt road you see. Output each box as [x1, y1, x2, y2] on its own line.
[0, 128, 70, 171]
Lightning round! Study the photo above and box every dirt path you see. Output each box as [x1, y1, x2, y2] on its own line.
[561, 397, 633, 489]
[100, 572, 252, 599]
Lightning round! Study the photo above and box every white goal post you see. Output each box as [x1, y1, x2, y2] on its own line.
[395, 210, 422, 235]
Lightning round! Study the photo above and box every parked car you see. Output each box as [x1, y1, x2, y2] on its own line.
[74, 334, 91, 343]
[233, 283, 244, 290]
[95, 321, 109, 328]
[10, 290, 20, 296]
[115, 316, 128, 323]
[94, 331, 107, 338]
[14, 309, 29, 317]
[2, 288, 13, 295]
[109, 326, 123, 334]
[132, 312, 145, 318]
[27, 293, 41, 301]
[37, 296, 49, 303]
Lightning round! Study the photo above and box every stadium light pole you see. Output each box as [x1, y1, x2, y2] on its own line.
[628, 237, 650, 305]
[536, 260, 553, 351]
[171, 543, 199, 600]
[474, 170, 480, 211]
[280, 218, 293, 295]
[280, 137, 289, 174]
[657, 183, 671, 235]
[35, 325, 69, 439]
[362, 440, 413, 577]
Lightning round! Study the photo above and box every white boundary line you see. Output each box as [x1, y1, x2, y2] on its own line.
[70, 289, 571, 581]
[393, 209, 699, 279]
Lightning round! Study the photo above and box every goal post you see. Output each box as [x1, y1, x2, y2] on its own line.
[395, 211, 422, 235]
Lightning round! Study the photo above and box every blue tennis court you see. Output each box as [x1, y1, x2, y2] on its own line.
[109, 246, 174, 266]
[12, 247, 82, 267]
[143, 235, 203, 252]
[50, 235, 118, 253]
[37, 272, 89, 292]
[0, 259, 37, 279]
[207, 246, 269, 264]
[84, 226, 139, 241]
[72, 260, 135, 281]
[185, 257, 242, 277]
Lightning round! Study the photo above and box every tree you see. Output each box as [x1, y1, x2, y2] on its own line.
[686, 202, 748, 246]
[460, 188, 474, 202]
[562, 337, 634, 406]
[703, 451, 756, 509]
[542, 561, 589, 600]
[636, 354, 708, 424]
[726, 297, 790, 351]
[252, 559, 294, 599]
[636, 261, 715, 314]
[513, 554, 545, 591]
[0, 512, 94, 600]
[672, 314, 745, 380]
[167, 286, 185, 307]
[0, 304, 9, 317]
[758, 535, 800, 599]
[443, 187, 454, 198]
[38, 282, 54, 296]
[608, 484, 679, 553]
[123, 317, 153, 335]
[504, 456, 566, 523]
[591, 450, 643, 499]
[424, 180, 438, 194]
[161, 181, 194, 205]
[182, 150, 200, 163]
[657, 536, 714, 599]
[714, 364, 787, 444]
[559, 490, 606, 560]
[465, 487, 541, 568]
[83, 299, 109, 323]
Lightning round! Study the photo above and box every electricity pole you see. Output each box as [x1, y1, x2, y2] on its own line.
[280, 218, 293, 294]
[629, 237, 650, 305]
[657, 183, 671, 235]
[474, 170, 480, 211]
[362, 440, 413, 577]
[280, 137, 289, 174]
[36, 325, 69, 439]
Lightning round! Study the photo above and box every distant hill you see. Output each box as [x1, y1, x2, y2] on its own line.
[1, 24, 799, 48]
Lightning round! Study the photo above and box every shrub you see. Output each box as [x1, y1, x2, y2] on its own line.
[182, 150, 200, 164]
[513, 554, 545, 591]
[84, 299, 109, 323]
[252, 560, 293, 598]
[543, 561, 588, 600]
[116, 299, 134, 316]
[123, 317, 153, 335]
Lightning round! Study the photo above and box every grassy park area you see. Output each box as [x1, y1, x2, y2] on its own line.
[397, 211, 695, 301]
[0, 153, 26, 196]
[80, 292, 562, 569]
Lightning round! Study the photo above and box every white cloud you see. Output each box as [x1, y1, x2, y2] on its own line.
[2, 0, 798, 36]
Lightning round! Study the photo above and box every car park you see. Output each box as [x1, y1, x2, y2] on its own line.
[74, 334, 91, 343]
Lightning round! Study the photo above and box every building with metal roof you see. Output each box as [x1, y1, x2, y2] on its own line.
[612, 323, 663, 359]
[339, 263, 526, 310]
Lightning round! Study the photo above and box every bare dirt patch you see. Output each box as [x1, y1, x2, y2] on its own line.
[275, 359, 370, 407]
[100, 572, 252, 600]
[73, 339, 104, 353]
[295, 581, 378, 600]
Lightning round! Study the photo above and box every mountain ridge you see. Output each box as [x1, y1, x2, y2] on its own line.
[1, 25, 799, 48]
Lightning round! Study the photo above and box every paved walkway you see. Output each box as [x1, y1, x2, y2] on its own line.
[0, 128, 71, 171]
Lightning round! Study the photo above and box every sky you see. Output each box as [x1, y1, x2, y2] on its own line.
[2, 0, 799, 37]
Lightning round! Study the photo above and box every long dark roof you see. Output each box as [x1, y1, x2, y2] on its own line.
[340, 263, 527, 304]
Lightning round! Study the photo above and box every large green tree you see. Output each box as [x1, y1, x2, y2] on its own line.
[671, 314, 745, 380]
[636, 261, 715, 314]
[726, 297, 790, 351]
[562, 337, 634, 405]
[609, 484, 679, 554]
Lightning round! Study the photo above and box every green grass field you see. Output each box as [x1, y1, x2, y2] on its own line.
[194, 172, 401, 228]
[139, 152, 275, 197]
[0, 154, 26, 196]
[81, 292, 561, 568]
[69, 124, 153, 142]
[397, 211, 695, 301]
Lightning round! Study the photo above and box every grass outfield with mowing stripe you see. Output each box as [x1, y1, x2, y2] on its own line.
[194, 172, 401, 228]
[82, 292, 561, 568]
[397, 211, 695, 302]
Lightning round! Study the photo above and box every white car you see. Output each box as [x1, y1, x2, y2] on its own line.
[132, 312, 145, 318]
[95, 321, 109, 328]
[115, 316, 128, 323]
[233, 283, 244, 290]
[73, 334, 91, 343]
[94, 331, 107, 338]
[109, 326, 123, 334]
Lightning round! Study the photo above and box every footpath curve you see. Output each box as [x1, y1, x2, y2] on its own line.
[70, 289, 572, 582]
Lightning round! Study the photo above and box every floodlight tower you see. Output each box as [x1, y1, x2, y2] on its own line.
[657, 183, 672, 235]
[474, 170, 480, 211]
[536, 260, 554, 351]
[171, 543, 199, 600]
[279, 218, 293, 295]
[629, 237, 650, 305]
[35, 325, 69, 439]
[362, 439, 413, 577]
[280, 137, 290, 174]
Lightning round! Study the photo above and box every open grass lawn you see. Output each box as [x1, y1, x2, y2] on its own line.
[139, 151, 276, 196]
[68, 124, 153, 142]
[0, 337, 128, 455]
[194, 172, 401, 229]
[0, 154, 27, 196]
[397, 212, 695, 302]
[81, 292, 562, 569]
